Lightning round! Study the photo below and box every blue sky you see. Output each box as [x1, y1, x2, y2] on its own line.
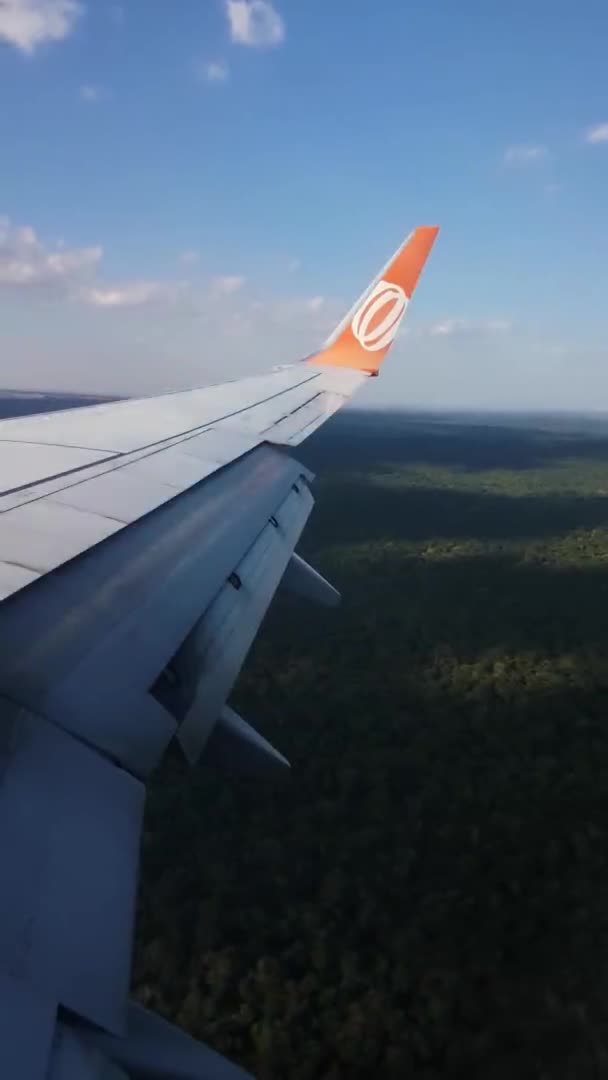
[1, 0, 608, 409]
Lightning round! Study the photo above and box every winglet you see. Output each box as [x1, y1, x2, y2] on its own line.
[308, 225, 439, 375]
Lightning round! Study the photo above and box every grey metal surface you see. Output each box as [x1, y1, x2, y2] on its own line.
[93, 1002, 253, 1080]
[0, 222, 436, 1079]
[44, 429, 259, 526]
[205, 706, 290, 778]
[181, 425, 260, 464]
[0, 441, 112, 494]
[0, 417, 329, 1079]
[0, 560, 38, 602]
[0, 362, 365, 606]
[282, 552, 341, 607]
[2, 436, 241, 519]
[228, 380, 323, 436]
[47, 1023, 109, 1080]
[0, 498, 121, 575]
[0, 447, 309, 776]
[0, 367, 319, 453]
[0, 422, 235, 516]
[263, 398, 326, 445]
[0, 430, 299, 609]
[275, 366, 367, 446]
[50, 468, 196, 525]
[0, 365, 367, 1080]
[174, 480, 314, 762]
[112, 445, 224, 493]
[0, 446, 315, 1080]
[0, 703, 144, 1034]
[0, 972, 56, 1080]
[0, 384, 362, 1078]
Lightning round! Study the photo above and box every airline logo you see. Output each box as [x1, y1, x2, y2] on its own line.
[351, 279, 409, 353]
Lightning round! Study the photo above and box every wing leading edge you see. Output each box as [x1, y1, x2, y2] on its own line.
[0, 226, 439, 1080]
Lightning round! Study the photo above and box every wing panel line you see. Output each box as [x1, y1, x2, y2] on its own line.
[0, 372, 321, 503]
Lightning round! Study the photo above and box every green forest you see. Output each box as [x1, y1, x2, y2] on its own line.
[133, 409, 608, 1078]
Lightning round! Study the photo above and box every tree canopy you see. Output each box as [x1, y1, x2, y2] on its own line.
[134, 410, 608, 1078]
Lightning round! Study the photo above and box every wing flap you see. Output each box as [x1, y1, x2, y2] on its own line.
[93, 1002, 253, 1080]
[0, 704, 143, 1035]
[158, 478, 314, 764]
[205, 706, 291, 779]
[0, 447, 310, 777]
[0, 971, 56, 1080]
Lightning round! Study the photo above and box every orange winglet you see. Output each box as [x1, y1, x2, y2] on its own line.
[308, 225, 439, 375]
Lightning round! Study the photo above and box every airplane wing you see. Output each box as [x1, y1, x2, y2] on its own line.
[0, 226, 438, 1080]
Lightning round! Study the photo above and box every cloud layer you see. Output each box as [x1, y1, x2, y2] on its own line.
[199, 59, 229, 83]
[226, 0, 285, 48]
[212, 274, 245, 296]
[80, 281, 184, 309]
[428, 318, 511, 337]
[503, 144, 548, 166]
[585, 123, 608, 145]
[0, 217, 101, 287]
[79, 83, 108, 103]
[0, 216, 186, 309]
[0, 0, 82, 54]
[0, 221, 600, 415]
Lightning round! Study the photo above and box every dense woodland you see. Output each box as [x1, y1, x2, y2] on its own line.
[132, 409, 608, 1078]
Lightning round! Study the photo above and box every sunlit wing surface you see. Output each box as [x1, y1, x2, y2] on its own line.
[0, 225, 438, 1080]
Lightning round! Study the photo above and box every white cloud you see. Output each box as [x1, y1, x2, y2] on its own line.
[428, 317, 511, 337]
[0, 0, 82, 54]
[287, 257, 301, 273]
[0, 217, 344, 393]
[0, 217, 101, 287]
[0, 215, 189, 314]
[79, 83, 108, 103]
[226, 0, 285, 47]
[307, 295, 324, 312]
[246, 294, 340, 336]
[503, 144, 548, 166]
[0, 216, 246, 321]
[81, 281, 184, 309]
[197, 59, 229, 83]
[212, 274, 245, 295]
[3, 220, 608, 413]
[429, 318, 463, 337]
[584, 123, 608, 145]
[483, 319, 511, 333]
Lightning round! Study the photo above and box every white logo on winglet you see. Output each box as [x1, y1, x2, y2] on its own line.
[351, 279, 408, 352]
